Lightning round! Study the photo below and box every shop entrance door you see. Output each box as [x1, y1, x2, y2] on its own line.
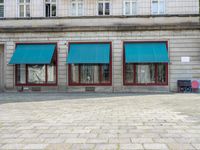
[0, 45, 4, 91]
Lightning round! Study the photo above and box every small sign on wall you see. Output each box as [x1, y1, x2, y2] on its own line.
[181, 57, 190, 63]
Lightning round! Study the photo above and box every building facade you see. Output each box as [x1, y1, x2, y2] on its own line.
[0, 0, 199, 92]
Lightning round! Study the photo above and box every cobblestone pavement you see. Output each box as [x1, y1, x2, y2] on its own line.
[0, 93, 200, 150]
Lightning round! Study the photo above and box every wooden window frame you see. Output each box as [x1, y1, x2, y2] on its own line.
[18, 0, 31, 18]
[68, 42, 112, 86]
[123, 41, 169, 86]
[15, 43, 58, 86]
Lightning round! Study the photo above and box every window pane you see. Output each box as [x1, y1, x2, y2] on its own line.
[125, 64, 134, 83]
[159, 0, 165, 14]
[98, 3, 103, 15]
[52, 4, 56, 16]
[17, 65, 26, 84]
[157, 64, 166, 83]
[19, 5, 24, 17]
[125, 1, 130, 15]
[19, 0, 24, 3]
[47, 64, 56, 83]
[101, 65, 110, 83]
[71, 64, 79, 83]
[26, 5, 30, 17]
[80, 65, 100, 84]
[28, 65, 45, 84]
[78, 3, 83, 16]
[132, 1, 137, 15]
[152, 0, 158, 14]
[45, 4, 50, 17]
[0, 5, 3, 17]
[136, 64, 155, 84]
[0, 0, 4, 3]
[71, 3, 76, 16]
[105, 2, 110, 15]
[26, 0, 30, 3]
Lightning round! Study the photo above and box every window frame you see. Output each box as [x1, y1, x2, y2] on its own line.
[123, 41, 168, 86]
[71, 0, 84, 16]
[18, 0, 31, 18]
[68, 42, 112, 86]
[123, 0, 137, 16]
[15, 43, 58, 86]
[44, 0, 57, 17]
[97, 0, 111, 16]
[151, 0, 165, 15]
[0, 0, 4, 18]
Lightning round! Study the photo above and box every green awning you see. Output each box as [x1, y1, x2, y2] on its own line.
[67, 43, 110, 64]
[9, 44, 56, 64]
[125, 42, 169, 63]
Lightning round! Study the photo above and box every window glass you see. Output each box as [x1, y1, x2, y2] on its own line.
[71, 64, 79, 83]
[101, 64, 110, 83]
[17, 65, 26, 84]
[51, 4, 56, 16]
[98, 3, 103, 15]
[46, 4, 50, 17]
[159, 0, 165, 14]
[132, 1, 137, 15]
[19, 5, 24, 17]
[28, 65, 46, 84]
[125, 64, 134, 83]
[125, 2, 130, 15]
[105, 2, 110, 15]
[136, 64, 155, 84]
[80, 65, 100, 84]
[47, 63, 56, 83]
[157, 64, 166, 83]
[152, 0, 158, 14]
[78, 3, 83, 16]
[0, 5, 3, 17]
[0, 0, 4, 3]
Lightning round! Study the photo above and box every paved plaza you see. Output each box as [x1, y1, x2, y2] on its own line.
[0, 93, 200, 150]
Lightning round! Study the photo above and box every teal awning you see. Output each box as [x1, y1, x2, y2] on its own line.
[125, 42, 169, 63]
[9, 44, 56, 64]
[67, 43, 110, 64]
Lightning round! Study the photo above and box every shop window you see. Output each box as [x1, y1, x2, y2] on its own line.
[123, 0, 137, 15]
[124, 63, 168, 85]
[18, 0, 30, 17]
[71, 0, 83, 16]
[98, 0, 110, 16]
[0, 0, 4, 18]
[151, 0, 165, 15]
[16, 60, 57, 85]
[45, 0, 56, 17]
[70, 64, 111, 85]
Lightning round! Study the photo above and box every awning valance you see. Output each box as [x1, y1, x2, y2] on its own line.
[9, 44, 56, 64]
[67, 43, 110, 64]
[125, 42, 169, 63]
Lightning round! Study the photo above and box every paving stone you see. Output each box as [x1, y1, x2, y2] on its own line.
[167, 144, 195, 150]
[120, 144, 144, 149]
[23, 144, 48, 149]
[143, 144, 169, 150]
[0, 93, 199, 148]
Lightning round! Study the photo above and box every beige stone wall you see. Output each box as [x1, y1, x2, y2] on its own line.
[0, 30, 199, 92]
[3, 0, 199, 18]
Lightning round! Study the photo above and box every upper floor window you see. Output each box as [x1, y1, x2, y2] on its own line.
[45, 0, 56, 17]
[0, 0, 4, 18]
[123, 0, 137, 15]
[151, 0, 165, 15]
[98, 0, 110, 16]
[19, 0, 30, 17]
[71, 0, 84, 16]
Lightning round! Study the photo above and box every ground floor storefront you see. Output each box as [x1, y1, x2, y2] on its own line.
[0, 30, 200, 92]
